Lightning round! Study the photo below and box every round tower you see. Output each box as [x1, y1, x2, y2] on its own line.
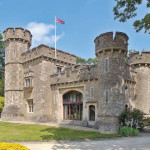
[94, 32, 129, 134]
[2, 27, 32, 120]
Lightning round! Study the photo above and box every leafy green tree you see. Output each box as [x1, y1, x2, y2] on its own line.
[87, 58, 98, 65]
[76, 57, 98, 65]
[129, 49, 136, 54]
[0, 32, 5, 96]
[76, 57, 86, 65]
[113, 0, 150, 33]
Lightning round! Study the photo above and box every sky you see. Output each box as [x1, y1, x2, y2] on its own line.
[0, 0, 150, 59]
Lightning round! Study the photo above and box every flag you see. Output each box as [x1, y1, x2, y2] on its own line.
[56, 18, 65, 24]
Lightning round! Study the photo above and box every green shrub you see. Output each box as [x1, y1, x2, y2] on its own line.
[119, 108, 145, 131]
[119, 127, 139, 137]
[144, 117, 150, 126]
[0, 97, 4, 113]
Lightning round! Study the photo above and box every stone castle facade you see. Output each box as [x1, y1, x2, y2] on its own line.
[1, 27, 150, 134]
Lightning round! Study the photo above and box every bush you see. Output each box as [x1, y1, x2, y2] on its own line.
[119, 126, 139, 137]
[0, 142, 30, 150]
[0, 79, 4, 97]
[119, 108, 145, 131]
[0, 97, 4, 113]
[144, 117, 150, 126]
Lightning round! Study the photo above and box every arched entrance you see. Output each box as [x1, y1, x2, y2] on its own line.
[89, 105, 95, 121]
[63, 91, 83, 120]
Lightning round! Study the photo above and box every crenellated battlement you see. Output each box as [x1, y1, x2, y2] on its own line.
[3, 27, 32, 47]
[50, 64, 98, 85]
[95, 32, 128, 56]
[128, 51, 150, 66]
[21, 44, 76, 64]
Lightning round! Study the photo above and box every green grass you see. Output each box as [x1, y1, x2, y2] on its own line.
[0, 121, 120, 141]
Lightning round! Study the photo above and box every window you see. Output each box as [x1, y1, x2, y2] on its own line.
[105, 58, 109, 73]
[125, 104, 128, 111]
[12, 93, 15, 102]
[87, 67, 91, 73]
[63, 91, 83, 120]
[90, 87, 94, 98]
[57, 67, 61, 73]
[25, 79, 30, 87]
[13, 50, 16, 57]
[106, 90, 109, 103]
[27, 100, 33, 113]
[89, 105, 95, 121]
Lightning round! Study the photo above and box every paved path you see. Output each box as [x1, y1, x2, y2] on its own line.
[19, 134, 150, 150]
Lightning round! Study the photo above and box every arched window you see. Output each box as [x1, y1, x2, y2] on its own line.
[63, 91, 83, 120]
[89, 105, 95, 121]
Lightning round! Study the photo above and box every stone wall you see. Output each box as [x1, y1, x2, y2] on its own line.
[2, 27, 150, 134]
[22, 44, 76, 65]
[50, 79, 98, 124]
[22, 56, 73, 122]
[2, 27, 32, 120]
[129, 51, 150, 64]
[95, 32, 129, 134]
[95, 32, 128, 53]
[128, 51, 150, 115]
[50, 65, 98, 85]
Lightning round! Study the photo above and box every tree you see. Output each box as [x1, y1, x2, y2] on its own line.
[87, 58, 98, 65]
[0, 32, 5, 96]
[76, 57, 98, 65]
[76, 57, 86, 65]
[113, 0, 150, 33]
[129, 49, 136, 54]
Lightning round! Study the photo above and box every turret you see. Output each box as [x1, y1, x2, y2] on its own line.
[3, 27, 32, 64]
[128, 51, 150, 116]
[3, 27, 32, 43]
[2, 27, 32, 120]
[95, 32, 128, 57]
[94, 32, 129, 134]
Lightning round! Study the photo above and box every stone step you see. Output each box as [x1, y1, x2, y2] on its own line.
[59, 120, 82, 126]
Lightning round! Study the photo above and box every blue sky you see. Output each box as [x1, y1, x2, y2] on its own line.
[0, 0, 150, 59]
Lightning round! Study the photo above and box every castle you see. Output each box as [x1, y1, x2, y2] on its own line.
[1, 27, 150, 134]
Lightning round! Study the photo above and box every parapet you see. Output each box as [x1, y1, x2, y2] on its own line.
[50, 64, 98, 85]
[3, 27, 32, 47]
[128, 51, 150, 65]
[21, 44, 76, 64]
[94, 32, 129, 54]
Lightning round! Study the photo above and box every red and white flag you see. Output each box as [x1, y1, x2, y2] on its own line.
[54, 16, 65, 59]
[56, 18, 65, 24]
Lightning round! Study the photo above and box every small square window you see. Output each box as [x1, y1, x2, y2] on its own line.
[57, 67, 61, 73]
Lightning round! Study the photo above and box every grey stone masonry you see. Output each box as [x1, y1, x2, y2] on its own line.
[1, 27, 150, 134]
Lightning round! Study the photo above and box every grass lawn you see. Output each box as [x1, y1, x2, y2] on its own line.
[0, 121, 120, 141]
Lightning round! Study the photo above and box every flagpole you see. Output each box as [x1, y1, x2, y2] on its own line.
[55, 15, 57, 59]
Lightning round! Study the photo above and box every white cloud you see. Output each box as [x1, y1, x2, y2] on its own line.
[49, 32, 64, 44]
[26, 22, 64, 47]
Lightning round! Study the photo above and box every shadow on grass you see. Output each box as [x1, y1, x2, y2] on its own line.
[40, 127, 120, 140]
